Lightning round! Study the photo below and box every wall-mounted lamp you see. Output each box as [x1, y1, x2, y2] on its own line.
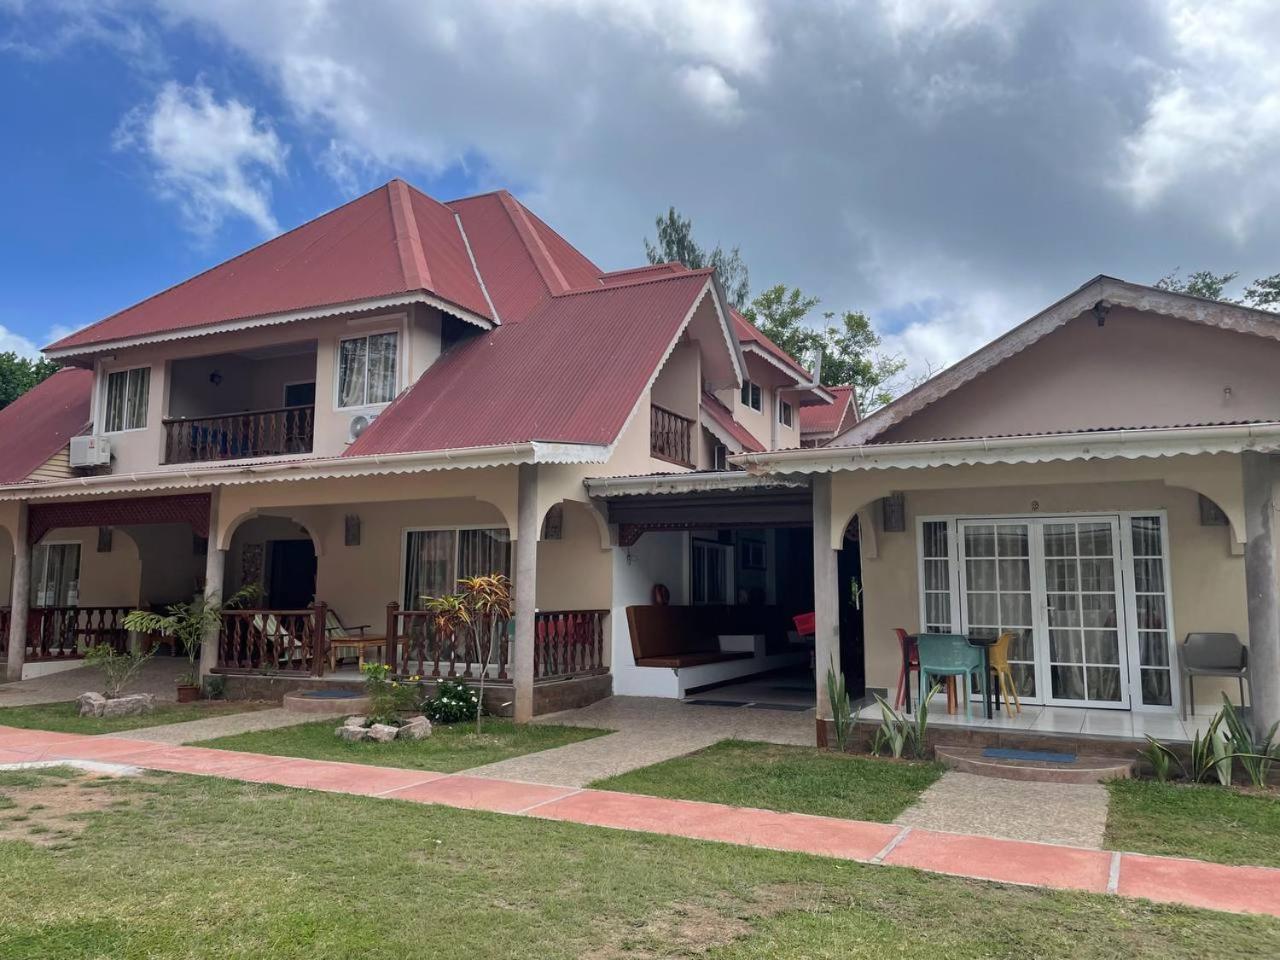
[1092, 299, 1113, 327]
[209, 370, 223, 387]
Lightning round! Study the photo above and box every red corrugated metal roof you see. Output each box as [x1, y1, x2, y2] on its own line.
[857, 419, 1278, 446]
[730, 308, 814, 381]
[0, 369, 92, 483]
[47, 180, 494, 353]
[801, 385, 857, 435]
[700, 391, 765, 452]
[346, 271, 713, 454]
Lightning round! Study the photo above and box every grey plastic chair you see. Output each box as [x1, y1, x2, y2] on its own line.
[1178, 632, 1250, 719]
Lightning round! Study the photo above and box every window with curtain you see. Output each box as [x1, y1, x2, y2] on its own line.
[31, 543, 81, 607]
[338, 332, 398, 408]
[1131, 515, 1174, 706]
[920, 520, 953, 632]
[740, 380, 762, 411]
[402, 528, 511, 610]
[691, 539, 732, 604]
[103, 367, 150, 432]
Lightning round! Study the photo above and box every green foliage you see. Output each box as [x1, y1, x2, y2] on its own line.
[1218, 694, 1280, 789]
[1140, 736, 1176, 783]
[825, 661, 852, 751]
[360, 662, 403, 726]
[743, 283, 907, 411]
[123, 584, 259, 685]
[422, 679, 480, 725]
[202, 674, 227, 700]
[870, 683, 938, 761]
[0, 352, 58, 410]
[83, 643, 154, 699]
[644, 207, 750, 309]
[1157, 267, 1280, 312]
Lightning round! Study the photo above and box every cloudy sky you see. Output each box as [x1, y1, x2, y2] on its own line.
[3, 0, 1278, 380]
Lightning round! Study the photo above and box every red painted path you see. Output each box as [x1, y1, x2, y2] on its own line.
[2, 725, 1277, 919]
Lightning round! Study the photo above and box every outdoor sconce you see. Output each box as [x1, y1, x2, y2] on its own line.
[881, 492, 906, 533]
[209, 370, 223, 386]
[344, 513, 361, 547]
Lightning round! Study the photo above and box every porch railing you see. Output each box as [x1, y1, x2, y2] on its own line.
[0, 607, 9, 658]
[25, 606, 131, 661]
[163, 404, 315, 464]
[217, 604, 328, 675]
[383, 603, 511, 680]
[535, 610, 607, 679]
[650, 404, 694, 467]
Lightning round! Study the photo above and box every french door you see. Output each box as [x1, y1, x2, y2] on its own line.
[958, 516, 1131, 709]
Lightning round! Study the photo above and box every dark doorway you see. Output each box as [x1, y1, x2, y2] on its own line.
[838, 526, 866, 699]
[266, 539, 317, 609]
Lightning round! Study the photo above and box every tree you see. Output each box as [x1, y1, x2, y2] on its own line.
[743, 283, 907, 412]
[644, 207, 751, 309]
[0, 352, 58, 410]
[1156, 267, 1280, 311]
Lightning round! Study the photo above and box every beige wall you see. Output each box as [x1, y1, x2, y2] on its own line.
[880, 307, 1280, 443]
[34, 526, 141, 608]
[713, 352, 802, 452]
[537, 500, 612, 614]
[650, 338, 701, 422]
[121, 523, 206, 607]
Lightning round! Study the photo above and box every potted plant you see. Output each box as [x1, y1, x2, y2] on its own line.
[123, 584, 259, 703]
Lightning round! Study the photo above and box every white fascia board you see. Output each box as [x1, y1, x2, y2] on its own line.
[584, 471, 807, 497]
[44, 292, 494, 361]
[701, 413, 747, 454]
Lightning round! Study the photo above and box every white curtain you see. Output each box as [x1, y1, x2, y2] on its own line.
[403, 531, 454, 609]
[366, 333, 397, 403]
[457, 528, 510, 582]
[338, 337, 367, 408]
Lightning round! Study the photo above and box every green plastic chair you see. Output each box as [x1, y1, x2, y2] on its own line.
[916, 633, 987, 720]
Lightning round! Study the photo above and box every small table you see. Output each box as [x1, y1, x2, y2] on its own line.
[329, 636, 386, 671]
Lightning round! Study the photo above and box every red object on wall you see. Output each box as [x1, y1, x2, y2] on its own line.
[28, 493, 212, 545]
[792, 612, 816, 637]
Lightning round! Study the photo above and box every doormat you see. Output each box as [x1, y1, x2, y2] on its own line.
[982, 747, 1078, 764]
[746, 702, 812, 712]
[685, 699, 748, 708]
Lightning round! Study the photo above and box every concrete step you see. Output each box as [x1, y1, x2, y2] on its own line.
[282, 689, 369, 716]
[935, 744, 1135, 784]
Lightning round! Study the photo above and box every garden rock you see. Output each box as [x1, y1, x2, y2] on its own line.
[367, 723, 400, 743]
[398, 716, 432, 740]
[77, 692, 154, 718]
[336, 724, 369, 742]
[76, 692, 107, 717]
[343, 716, 367, 729]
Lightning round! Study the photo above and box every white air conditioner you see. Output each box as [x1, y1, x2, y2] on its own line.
[347, 413, 377, 443]
[69, 435, 112, 468]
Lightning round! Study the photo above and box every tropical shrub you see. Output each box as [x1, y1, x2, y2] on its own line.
[423, 679, 481, 725]
[83, 643, 153, 699]
[1219, 694, 1279, 789]
[123, 584, 259, 686]
[360, 661, 401, 726]
[825, 661, 852, 751]
[870, 683, 939, 761]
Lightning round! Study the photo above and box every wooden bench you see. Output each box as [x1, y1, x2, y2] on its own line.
[625, 605, 755, 668]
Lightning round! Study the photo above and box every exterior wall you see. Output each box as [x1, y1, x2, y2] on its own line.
[650, 339, 700, 423]
[92, 305, 447, 473]
[226, 515, 314, 597]
[537, 500, 612, 616]
[715, 352, 802, 452]
[120, 523, 206, 607]
[28, 447, 73, 483]
[879, 307, 1280, 443]
[34, 526, 141, 608]
[609, 530, 690, 696]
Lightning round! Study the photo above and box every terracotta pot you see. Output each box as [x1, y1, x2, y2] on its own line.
[175, 683, 200, 703]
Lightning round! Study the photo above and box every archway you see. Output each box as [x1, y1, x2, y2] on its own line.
[226, 515, 318, 609]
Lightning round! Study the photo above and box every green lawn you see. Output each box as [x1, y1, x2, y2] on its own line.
[1106, 779, 1280, 868]
[0, 767, 1273, 959]
[197, 718, 609, 773]
[0, 700, 266, 735]
[591, 739, 944, 822]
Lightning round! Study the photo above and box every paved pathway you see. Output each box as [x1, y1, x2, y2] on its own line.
[895, 771, 1110, 848]
[0, 658, 186, 706]
[115, 707, 319, 745]
[1, 724, 1277, 919]
[469, 695, 813, 787]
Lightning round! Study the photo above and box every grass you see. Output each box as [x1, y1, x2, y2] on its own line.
[591, 739, 943, 822]
[197, 718, 610, 773]
[0, 700, 266, 735]
[1106, 779, 1280, 868]
[0, 770, 1274, 958]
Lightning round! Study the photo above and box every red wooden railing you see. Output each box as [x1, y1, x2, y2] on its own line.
[217, 604, 328, 675]
[163, 404, 315, 464]
[25, 606, 131, 661]
[650, 404, 694, 467]
[383, 603, 511, 680]
[535, 610, 608, 679]
[0, 607, 10, 659]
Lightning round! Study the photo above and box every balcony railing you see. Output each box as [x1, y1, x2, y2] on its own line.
[217, 605, 328, 675]
[24, 606, 131, 661]
[163, 405, 315, 464]
[650, 404, 694, 467]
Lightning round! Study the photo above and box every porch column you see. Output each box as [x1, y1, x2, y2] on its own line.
[1242, 451, 1280, 737]
[5, 503, 30, 682]
[513, 463, 538, 723]
[199, 492, 226, 679]
[812, 474, 840, 732]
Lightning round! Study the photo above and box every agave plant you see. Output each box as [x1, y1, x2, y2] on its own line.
[1139, 736, 1177, 783]
[1218, 694, 1280, 789]
[870, 694, 911, 759]
[825, 661, 853, 751]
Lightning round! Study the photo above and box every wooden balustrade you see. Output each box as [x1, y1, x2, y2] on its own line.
[535, 610, 607, 679]
[650, 404, 694, 467]
[25, 606, 131, 661]
[163, 404, 315, 464]
[217, 604, 328, 675]
[0, 607, 10, 658]
[383, 603, 511, 680]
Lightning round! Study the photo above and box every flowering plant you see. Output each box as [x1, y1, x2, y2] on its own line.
[361, 661, 401, 725]
[423, 679, 480, 725]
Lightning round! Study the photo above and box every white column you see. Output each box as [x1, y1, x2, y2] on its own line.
[513, 463, 538, 722]
[812, 474, 840, 727]
[199, 492, 226, 679]
[5, 503, 30, 682]
[1242, 452, 1280, 737]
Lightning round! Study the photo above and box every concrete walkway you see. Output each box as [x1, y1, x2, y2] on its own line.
[895, 771, 1111, 849]
[0, 658, 186, 706]
[115, 707, 319, 745]
[469, 695, 813, 787]
[1, 723, 1277, 919]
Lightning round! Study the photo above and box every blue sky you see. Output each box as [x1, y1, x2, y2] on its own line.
[3, 1, 1278, 384]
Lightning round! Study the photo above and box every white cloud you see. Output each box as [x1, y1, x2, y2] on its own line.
[0, 325, 41, 360]
[678, 65, 743, 122]
[114, 81, 288, 237]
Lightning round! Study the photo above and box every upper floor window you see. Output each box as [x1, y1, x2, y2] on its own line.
[104, 367, 150, 432]
[712, 443, 729, 471]
[740, 380, 762, 412]
[778, 399, 794, 428]
[338, 332, 398, 408]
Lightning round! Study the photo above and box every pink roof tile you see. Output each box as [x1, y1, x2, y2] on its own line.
[0, 369, 92, 483]
[700, 391, 764, 453]
[800, 385, 858, 436]
[346, 270, 714, 454]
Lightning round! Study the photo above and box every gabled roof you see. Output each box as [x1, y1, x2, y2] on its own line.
[833, 275, 1280, 448]
[800, 385, 858, 439]
[700, 391, 765, 453]
[346, 270, 719, 455]
[0, 369, 92, 483]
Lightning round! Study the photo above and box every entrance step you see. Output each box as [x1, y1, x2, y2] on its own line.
[282, 689, 370, 716]
[935, 744, 1134, 784]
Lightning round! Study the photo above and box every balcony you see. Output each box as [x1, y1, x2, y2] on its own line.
[163, 405, 315, 464]
[650, 404, 694, 467]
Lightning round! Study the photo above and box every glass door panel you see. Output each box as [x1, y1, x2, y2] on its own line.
[960, 521, 1036, 699]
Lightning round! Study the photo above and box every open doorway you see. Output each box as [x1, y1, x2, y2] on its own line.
[267, 540, 317, 609]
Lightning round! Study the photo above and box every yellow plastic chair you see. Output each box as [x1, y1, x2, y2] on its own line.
[990, 631, 1022, 715]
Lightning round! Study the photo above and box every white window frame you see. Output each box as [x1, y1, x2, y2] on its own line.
[101, 365, 151, 434]
[690, 537, 734, 605]
[335, 329, 400, 410]
[282, 380, 317, 408]
[32, 540, 82, 607]
[740, 380, 762, 412]
[778, 398, 794, 428]
[398, 524, 512, 610]
[712, 443, 729, 471]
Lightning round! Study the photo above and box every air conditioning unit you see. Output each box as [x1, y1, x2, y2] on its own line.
[347, 414, 377, 443]
[69, 435, 112, 468]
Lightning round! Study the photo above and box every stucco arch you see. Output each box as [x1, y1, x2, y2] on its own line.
[218, 508, 325, 557]
[541, 497, 611, 551]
